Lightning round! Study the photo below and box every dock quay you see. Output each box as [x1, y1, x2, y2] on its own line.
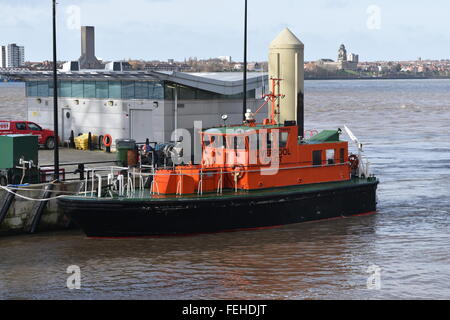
[0, 148, 116, 236]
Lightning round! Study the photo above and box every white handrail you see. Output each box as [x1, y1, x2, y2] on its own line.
[96, 174, 102, 198]
[217, 169, 223, 195]
[77, 160, 356, 199]
[117, 175, 124, 196]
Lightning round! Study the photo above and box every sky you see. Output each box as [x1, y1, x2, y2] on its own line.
[1, 0, 450, 63]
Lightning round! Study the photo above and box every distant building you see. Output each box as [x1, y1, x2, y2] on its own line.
[348, 53, 359, 63]
[0, 44, 25, 68]
[233, 63, 244, 71]
[218, 56, 232, 63]
[317, 44, 359, 71]
[338, 44, 347, 62]
[247, 62, 261, 71]
[0, 46, 6, 68]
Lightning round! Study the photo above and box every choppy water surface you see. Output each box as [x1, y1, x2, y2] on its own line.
[0, 80, 449, 300]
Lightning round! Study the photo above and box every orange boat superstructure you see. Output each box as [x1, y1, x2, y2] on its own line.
[153, 79, 351, 196]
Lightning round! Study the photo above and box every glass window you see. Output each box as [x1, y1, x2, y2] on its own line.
[204, 135, 214, 147]
[313, 151, 323, 166]
[60, 81, 72, 97]
[84, 81, 96, 98]
[280, 132, 289, 148]
[153, 82, 164, 100]
[48, 80, 56, 97]
[96, 81, 109, 99]
[248, 133, 258, 150]
[26, 81, 38, 97]
[197, 89, 217, 100]
[37, 81, 49, 97]
[164, 83, 174, 100]
[122, 81, 135, 99]
[15, 122, 27, 130]
[179, 86, 196, 100]
[266, 132, 272, 149]
[135, 82, 149, 99]
[72, 82, 84, 97]
[27, 123, 42, 131]
[221, 90, 255, 100]
[326, 149, 335, 165]
[340, 148, 345, 164]
[109, 82, 122, 99]
[234, 136, 246, 150]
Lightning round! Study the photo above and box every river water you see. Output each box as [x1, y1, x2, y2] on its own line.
[0, 80, 449, 300]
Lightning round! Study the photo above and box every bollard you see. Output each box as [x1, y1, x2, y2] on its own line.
[88, 132, 93, 151]
[98, 135, 104, 151]
[77, 164, 85, 181]
[69, 130, 75, 149]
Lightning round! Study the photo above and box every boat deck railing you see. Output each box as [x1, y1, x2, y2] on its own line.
[81, 160, 361, 199]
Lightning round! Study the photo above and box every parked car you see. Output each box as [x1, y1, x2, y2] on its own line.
[0, 120, 58, 150]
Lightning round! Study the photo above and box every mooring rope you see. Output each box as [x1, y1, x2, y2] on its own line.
[0, 186, 69, 202]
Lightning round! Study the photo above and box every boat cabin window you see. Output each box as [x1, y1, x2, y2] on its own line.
[232, 136, 246, 150]
[248, 133, 258, 150]
[280, 131, 289, 148]
[326, 149, 335, 165]
[266, 132, 272, 149]
[340, 148, 345, 164]
[313, 150, 323, 166]
[204, 135, 224, 148]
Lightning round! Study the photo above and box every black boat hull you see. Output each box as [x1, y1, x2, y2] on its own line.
[58, 178, 379, 237]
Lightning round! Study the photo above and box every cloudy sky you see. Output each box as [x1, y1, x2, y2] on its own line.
[1, 0, 449, 62]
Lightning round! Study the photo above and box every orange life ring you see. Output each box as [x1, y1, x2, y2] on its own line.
[103, 134, 113, 148]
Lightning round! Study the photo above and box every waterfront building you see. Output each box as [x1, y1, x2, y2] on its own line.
[348, 53, 359, 64]
[338, 44, 347, 62]
[316, 44, 359, 71]
[4, 69, 267, 146]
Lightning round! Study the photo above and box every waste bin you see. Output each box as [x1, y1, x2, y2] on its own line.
[116, 139, 136, 167]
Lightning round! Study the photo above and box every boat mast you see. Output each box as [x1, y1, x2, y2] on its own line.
[52, 0, 60, 181]
[243, 0, 248, 122]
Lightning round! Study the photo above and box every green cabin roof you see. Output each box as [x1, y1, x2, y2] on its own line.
[307, 130, 341, 143]
[204, 125, 285, 135]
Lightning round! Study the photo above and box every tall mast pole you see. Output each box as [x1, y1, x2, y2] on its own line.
[52, 0, 60, 181]
[243, 0, 248, 122]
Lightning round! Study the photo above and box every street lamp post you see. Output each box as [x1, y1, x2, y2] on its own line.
[52, 0, 60, 181]
[243, 0, 248, 122]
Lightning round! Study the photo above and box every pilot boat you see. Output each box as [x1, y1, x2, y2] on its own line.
[57, 29, 379, 238]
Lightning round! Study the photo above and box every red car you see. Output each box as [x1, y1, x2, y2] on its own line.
[0, 120, 57, 149]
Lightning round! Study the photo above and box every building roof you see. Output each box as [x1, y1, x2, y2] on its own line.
[0, 70, 268, 96]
